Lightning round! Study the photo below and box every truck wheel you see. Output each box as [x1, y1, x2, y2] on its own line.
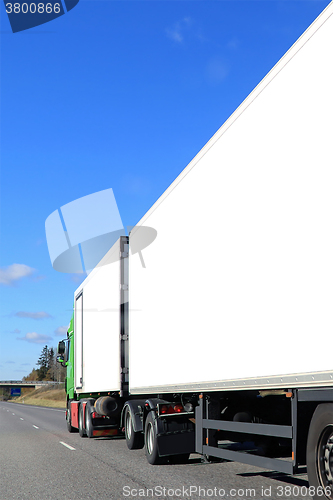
[85, 406, 94, 438]
[145, 412, 165, 465]
[124, 407, 144, 450]
[306, 404, 333, 500]
[66, 401, 76, 433]
[78, 404, 87, 438]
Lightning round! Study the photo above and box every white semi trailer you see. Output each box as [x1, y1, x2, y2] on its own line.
[57, 3, 333, 498]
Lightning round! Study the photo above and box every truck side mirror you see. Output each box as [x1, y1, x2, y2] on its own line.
[57, 339, 69, 366]
[58, 341, 66, 355]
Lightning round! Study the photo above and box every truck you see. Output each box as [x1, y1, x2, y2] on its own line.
[57, 3, 333, 498]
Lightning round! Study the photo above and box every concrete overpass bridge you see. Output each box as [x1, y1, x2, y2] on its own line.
[0, 380, 62, 390]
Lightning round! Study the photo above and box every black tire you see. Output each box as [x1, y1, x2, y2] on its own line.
[306, 404, 333, 500]
[144, 412, 165, 465]
[124, 406, 144, 450]
[85, 405, 94, 438]
[78, 403, 87, 438]
[66, 401, 76, 433]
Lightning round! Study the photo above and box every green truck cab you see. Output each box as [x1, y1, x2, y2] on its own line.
[57, 315, 74, 401]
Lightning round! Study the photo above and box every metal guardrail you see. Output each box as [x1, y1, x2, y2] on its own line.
[0, 380, 63, 385]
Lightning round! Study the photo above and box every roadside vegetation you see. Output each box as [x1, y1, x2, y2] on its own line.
[6, 344, 67, 408]
[12, 385, 66, 408]
[23, 345, 66, 383]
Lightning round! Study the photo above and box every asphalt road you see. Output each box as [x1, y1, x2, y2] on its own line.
[0, 401, 312, 500]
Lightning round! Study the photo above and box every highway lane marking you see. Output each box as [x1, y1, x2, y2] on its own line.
[60, 441, 76, 451]
[32, 425, 39, 429]
[6, 404, 65, 412]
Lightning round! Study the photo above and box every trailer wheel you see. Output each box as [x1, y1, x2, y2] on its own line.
[78, 404, 86, 438]
[124, 407, 144, 450]
[145, 412, 165, 465]
[85, 406, 94, 438]
[306, 404, 333, 500]
[66, 401, 76, 433]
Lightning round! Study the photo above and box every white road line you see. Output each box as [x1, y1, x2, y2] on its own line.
[60, 441, 76, 451]
[8, 404, 65, 412]
[2, 402, 65, 412]
[32, 425, 39, 429]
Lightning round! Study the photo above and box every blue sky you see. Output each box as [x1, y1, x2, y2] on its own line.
[0, 0, 331, 380]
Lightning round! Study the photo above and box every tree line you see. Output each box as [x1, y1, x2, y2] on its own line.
[23, 345, 66, 382]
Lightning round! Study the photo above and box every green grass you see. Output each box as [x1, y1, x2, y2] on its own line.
[10, 386, 66, 408]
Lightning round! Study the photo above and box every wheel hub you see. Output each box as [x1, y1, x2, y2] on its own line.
[317, 425, 333, 497]
[147, 423, 154, 455]
[126, 413, 132, 440]
[323, 435, 333, 485]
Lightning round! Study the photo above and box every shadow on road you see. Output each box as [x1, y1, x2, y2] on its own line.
[238, 468, 308, 488]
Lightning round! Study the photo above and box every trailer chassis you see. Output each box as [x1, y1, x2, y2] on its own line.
[195, 388, 333, 500]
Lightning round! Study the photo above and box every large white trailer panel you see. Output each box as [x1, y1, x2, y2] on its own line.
[129, 3, 333, 393]
[74, 238, 123, 394]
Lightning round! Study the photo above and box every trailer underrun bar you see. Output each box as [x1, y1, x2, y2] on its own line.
[195, 391, 299, 475]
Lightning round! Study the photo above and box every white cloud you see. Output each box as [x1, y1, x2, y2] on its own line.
[54, 326, 68, 336]
[206, 57, 229, 85]
[15, 311, 52, 320]
[9, 328, 21, 334]
[166, 25, 183, 43]
[121, 173, 152, 196]
[0, 264, 36, 286]
[17, 332, 53, 344]
[227, 37, 240, 51]
[69, 273, 87, 285]
[32, 275, 46, 282]
[166, 17, 193, 44]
